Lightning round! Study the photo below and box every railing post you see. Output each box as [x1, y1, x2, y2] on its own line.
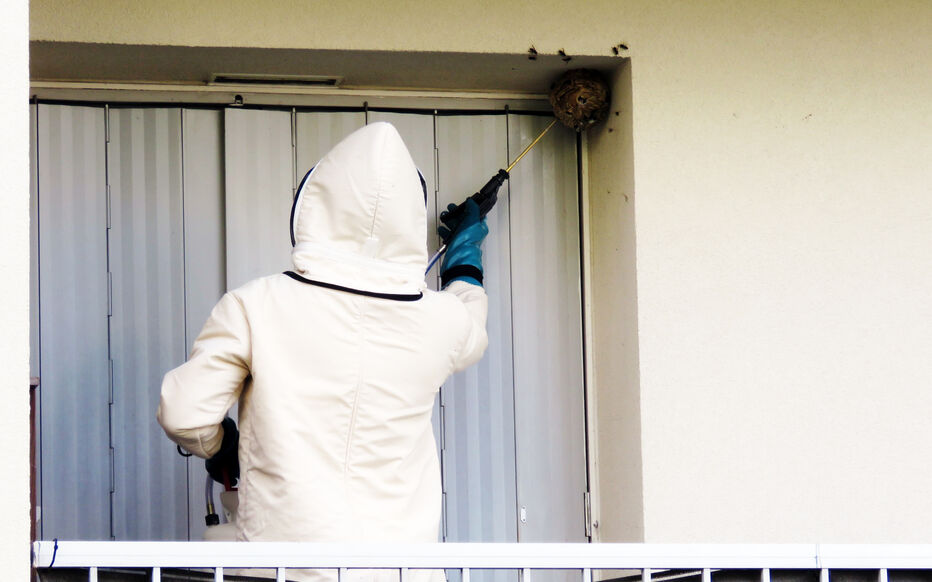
[761, 568, 771, 582]
[820, 569, 829, 582]
[88, 567, 98, 582]
[583, 568, 592, 582]
[152, 566, 161, 582]
[277, 567, 286, 582]
[702, 568, 711, 582]
[642, 568, 652, 582]
[463, 567, 471, 582]
[878, 569, 888, 582]
[215, 566, 224, 582]
[523, 567, 532, 582]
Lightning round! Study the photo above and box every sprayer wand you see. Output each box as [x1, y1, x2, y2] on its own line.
[427, 69, 610, 274]
[506, 119, 559, 174]
[435, 119, 558, 247]
[425, 118, 560, 274]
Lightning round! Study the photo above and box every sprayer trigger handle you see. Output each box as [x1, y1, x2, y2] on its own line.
[438, 169, 509, 245]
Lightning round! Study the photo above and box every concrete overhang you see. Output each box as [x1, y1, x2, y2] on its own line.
[31, 42, 621, 94]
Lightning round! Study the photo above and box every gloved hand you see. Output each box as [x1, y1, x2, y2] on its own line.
[438, 198, 488, 288]
[205, 417, 239, 488]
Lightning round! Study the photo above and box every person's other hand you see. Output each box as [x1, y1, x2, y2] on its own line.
[205, 416, 240, 487]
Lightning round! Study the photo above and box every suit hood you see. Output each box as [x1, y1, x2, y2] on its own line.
[290, 122, 428, 296]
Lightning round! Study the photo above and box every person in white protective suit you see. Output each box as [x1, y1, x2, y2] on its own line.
[157, 122, 490, 582]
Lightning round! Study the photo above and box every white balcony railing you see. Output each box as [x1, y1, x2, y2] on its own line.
[32, 542, 932, 582]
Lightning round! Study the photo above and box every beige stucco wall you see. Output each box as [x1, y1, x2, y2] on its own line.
[623, 3, 932, 543]
[28, 0, 932, 544]
[634, 2, 932, 542]
[2, 0, 31, 578]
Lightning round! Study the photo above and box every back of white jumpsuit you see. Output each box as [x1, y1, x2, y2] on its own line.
[158, 122, 489, 581]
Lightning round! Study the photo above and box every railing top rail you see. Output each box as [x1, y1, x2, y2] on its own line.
[32, 542, 932, 570]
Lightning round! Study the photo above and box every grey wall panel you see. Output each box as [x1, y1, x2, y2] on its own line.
[31, 104, 585, 549]
[182, 109, 227, 349]
[181, 108, 227, 540]
[295, 111, 365, 183]
[507, 116, 588, 544]
[30, 103, 40, 378]
[29, 103, 42, 536]
[436, 115, 518, 544]
[224, 108, 294, 289]
[109, 108, 189, 540]
[36, 104, 111, 540]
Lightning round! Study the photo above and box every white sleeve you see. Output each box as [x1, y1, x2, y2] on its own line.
[157, 292, 251, 458]
[444, 280, 490, 371]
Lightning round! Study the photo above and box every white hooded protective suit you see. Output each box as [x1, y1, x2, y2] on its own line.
[158, 122, 488, 578]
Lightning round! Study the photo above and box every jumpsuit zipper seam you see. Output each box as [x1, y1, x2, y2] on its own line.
[344, 383, 362, 474]
[343, 302, 367, 484]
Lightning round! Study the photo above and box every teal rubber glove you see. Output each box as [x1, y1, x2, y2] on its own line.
[439, 198, 488, 288]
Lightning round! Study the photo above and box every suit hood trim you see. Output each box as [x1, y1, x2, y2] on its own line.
[292, 240, 426, 295]
[290, 166, 317, 248]
[283, 271, 423, 301]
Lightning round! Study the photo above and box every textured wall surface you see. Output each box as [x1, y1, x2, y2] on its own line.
[1, 0, 30, 578]
[27, 0, 932, 544]
[624, 2, 932, 543]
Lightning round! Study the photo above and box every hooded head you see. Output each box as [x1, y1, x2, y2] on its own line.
[290, 122, 428, 296]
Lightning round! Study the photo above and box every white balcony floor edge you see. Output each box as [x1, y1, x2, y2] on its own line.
[32, 541, 932, 570]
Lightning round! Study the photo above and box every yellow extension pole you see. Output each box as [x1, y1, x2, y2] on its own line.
[506, 119, 559, 173]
